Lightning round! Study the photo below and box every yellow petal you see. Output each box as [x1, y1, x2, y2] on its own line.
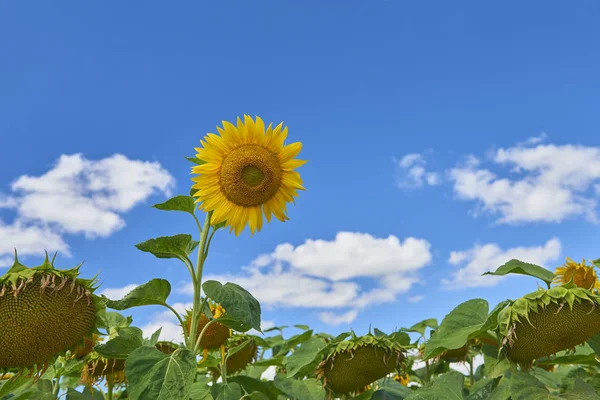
[278, 142, 302, 163]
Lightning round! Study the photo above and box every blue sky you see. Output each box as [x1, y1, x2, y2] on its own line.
[1, 1, 600, 343]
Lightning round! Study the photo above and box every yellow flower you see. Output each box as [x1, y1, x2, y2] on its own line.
[191, 115, 306, 235]
[554, 257, 600, 290]
[394, 373, 410, 386]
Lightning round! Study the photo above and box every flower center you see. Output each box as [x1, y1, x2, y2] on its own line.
[220, 144, 282, 207]
[241, 166, 265, 186]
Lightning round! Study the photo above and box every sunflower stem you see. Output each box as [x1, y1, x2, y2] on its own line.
[194, 318, 219, 354]
[469, 356, 474, 387]
[106, 379, 114, 400]
[187, 211, 212, 355]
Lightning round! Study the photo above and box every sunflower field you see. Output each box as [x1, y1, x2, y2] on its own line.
[3, 116, 600, 400]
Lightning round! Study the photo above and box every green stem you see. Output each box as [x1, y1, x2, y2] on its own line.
[469, 356, 474, 387]
[106, 379, 114, 400]
[187, 212, 212, 354]
[52, 376, 60, 399]
[164, 304, 188, 347]
[194, 318, 218, 354]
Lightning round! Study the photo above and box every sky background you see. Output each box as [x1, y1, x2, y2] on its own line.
[1, 1, 600, 346]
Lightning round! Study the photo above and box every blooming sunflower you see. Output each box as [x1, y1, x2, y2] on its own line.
[191, 115, 306, 235]
[553, 257, 600, 290]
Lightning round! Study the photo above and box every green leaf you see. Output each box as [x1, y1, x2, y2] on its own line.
[0, 374, 34, 398]
[135, 234, 199, 265]
[66, 387, 105, 400]
[215, 382, 243, 400]
[145, 327, 162, 346]
[263, 325, 288, 333]
[202, 280, 262, 332]
[105, 279, 171, 310]
[466, 377, 502, 400]
[293, 324, 310, 331]
[405, 371, 466, 400]
[483, 259, 555, 286]
[228, 376, 280, 400]
[423, 299, 489, 360]
[152, 195, 196, 215]
[562, 379, 600, 400]
[592, 258, 600, 268]
[125, 347, 197, 400]
[273, 377, 326, 400]
[185, 156, 206, 165]
[188, 381, 213, 400]
[507, 372, 561, 400]
[95, 327, 144, 359]
[372, 379, 413, 399]
[404, 318, 439, 336]
[284, 337, 328, 378]
[587, 332, 600, 357]
[273, 329, 314, 357]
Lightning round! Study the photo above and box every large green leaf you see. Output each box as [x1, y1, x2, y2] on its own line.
[273, 376, 326, 400]
[466, 377, 502, 400]
[405, 371, 466, 400]
[483, 259, 555, 286]
[105, 279, 171, 310]
[284, 337, 328, 378]
[228, 376, 280, 400]
[94, 327, 144, 359]
[125, 346, 197, 400]
[96, 310, 132, 332]
[562, 379, 600, 400]
[202, 280, 262, 332]
[152, 195, 196, 215]
[273, 329, 314, 357]
[135, 234, 199, 264]
[507, 372, 561, 400]
[215, 383, 243, 400]
[372, 379, 413, 399]
[423, 299, 489, 360]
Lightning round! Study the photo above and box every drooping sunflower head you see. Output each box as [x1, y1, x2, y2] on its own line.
[155, 341, 179, 355]
[81, 352, 126, 388]
[183, 300, 230, 352]
[209, 334, 259, 377]
[72, 334, 103, 360]
[315, 331, 410, 396]
[191, 115, 307, 236]
[0, 250, 105, 377]
[553, 257, 599, 290]
[497, 285, 600, 368]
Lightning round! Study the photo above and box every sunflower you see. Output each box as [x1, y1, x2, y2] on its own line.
[394, 373, 410, 386]
[553, 257, 600, 290]
[191, 115, 306, 235]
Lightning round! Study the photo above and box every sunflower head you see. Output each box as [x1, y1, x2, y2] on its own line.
[553, 257, 599, 290]
[184, 300, 230, 351]
[81, 353, 126, 388]
[315, 332, 409, 396]
[191, 115, 307, 236]
[0, 250, 104, 377]
[497, 285, 600, 367]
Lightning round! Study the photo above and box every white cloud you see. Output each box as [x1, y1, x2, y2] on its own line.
[271, 232, 432, 281]
[449, 354, 484, 375]
[182, 232, 432, 324]
[260, 366, 277, 381]
[99, 284, 139, 300]
[0, 220, 69, 267]
[318, 310, 359, 326]
[0, 153, 174, 266]
[449, 142, 600, 224]
[407, 295, 424, 303]
[140, 302, 193, 343]
[443, 238, 561, 288]
[395, 153, 441, 189]
[2, 153, 174, 238]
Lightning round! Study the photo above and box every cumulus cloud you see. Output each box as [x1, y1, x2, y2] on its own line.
[100, 284, 139, 300]
[182, 232, 432, 326]
[318, 310, 359, 326]
[443, 238, 561, 288]
[448, 139, 600, 224]
[395, 153, 441, 189]
[0, 153, 174, 266]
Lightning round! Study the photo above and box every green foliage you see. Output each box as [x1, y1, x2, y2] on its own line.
[105, 279, 172, 310]
[135, 234, 199, 264]
[202, 280, 262, 332]
[483, 259, 555, 286]
[124, 347, 197, 400]
[152, 195, 197, 215]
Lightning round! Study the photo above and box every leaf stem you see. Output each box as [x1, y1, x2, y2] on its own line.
[164, 303, 187, 347]
[194, 318, 218, 354]
[106, 378, 114, 400]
